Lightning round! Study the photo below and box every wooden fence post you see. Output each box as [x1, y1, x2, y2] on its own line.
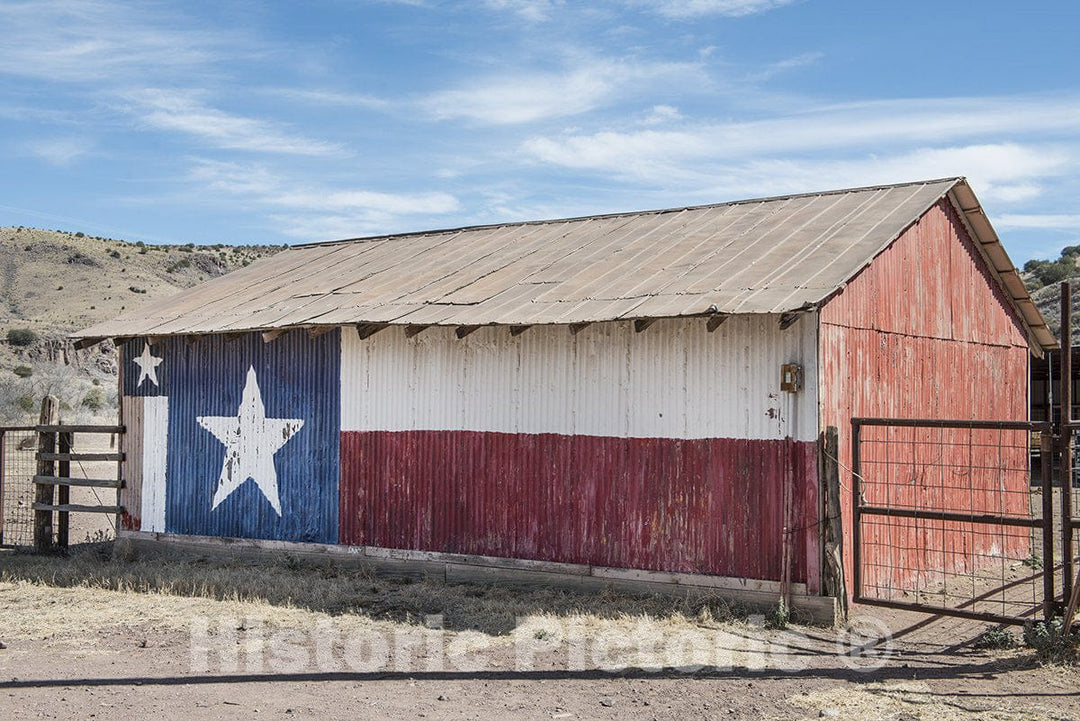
[33, 395, 59, 552]
[821, 426, 847, 618]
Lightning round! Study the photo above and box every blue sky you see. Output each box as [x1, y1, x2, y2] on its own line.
[0, 0, 1078, 262]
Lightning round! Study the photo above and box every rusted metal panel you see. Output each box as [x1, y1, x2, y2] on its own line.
[339, 432, 819, 584]
[118, 394, 142, 531]
[77, 178, 1052, 351]
[820, 199, 1031, 596]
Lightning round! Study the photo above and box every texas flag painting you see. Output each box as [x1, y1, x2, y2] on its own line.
[120, 330, 340, 543]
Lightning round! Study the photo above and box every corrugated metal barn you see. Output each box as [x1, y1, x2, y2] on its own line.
[74, 177, 1055, 617]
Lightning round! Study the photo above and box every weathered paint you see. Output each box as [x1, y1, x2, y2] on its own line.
[340, 432, 819, 583]
[140, 395, 168, 532]
[819, 198, 1031, 596]
[119, 394, 143, 531]
[120, 331, 341, 543]
[339, 316, 820, 586]
[340, 316, 819, 441]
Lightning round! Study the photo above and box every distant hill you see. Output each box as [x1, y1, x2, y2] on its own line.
[0, 227, 284, 423]
[1019, 248, 1080, 345]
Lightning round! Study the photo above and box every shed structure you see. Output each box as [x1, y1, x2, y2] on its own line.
[74, 178, 1055, 617]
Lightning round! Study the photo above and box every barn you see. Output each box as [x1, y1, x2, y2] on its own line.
[73, 177, 1055, 621]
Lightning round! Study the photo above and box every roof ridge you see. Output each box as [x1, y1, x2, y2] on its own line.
[295, 177, 963, 249]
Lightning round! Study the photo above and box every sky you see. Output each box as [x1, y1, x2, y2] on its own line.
[0, 0, 1078, 263]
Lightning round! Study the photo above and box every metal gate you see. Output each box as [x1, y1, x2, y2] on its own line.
[0, 426, 39, 547]
[1, 421, 124, 550]
[851, 417, 1064, 625]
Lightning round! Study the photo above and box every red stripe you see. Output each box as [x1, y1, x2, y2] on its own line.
[340, 431, 819, 586]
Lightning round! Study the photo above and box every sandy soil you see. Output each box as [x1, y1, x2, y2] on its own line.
[0, 547, 1076, 721]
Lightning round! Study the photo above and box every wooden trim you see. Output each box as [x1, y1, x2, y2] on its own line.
[37, 452, 123, 462]
[119, 531, 837, 625]
[36, 425, 124, 434]
[33, 475, 124, 488]
[33, 503, 123, 514]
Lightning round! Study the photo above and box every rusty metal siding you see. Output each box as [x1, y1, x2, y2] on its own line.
[339, 316, 821, 586]
[819, 199, 1031, 594]
[340, 432, 819, 583]
[119, 394, 142, 531]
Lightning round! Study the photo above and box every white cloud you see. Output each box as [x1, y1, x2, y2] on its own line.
[521, 96, 1080, 181]
[184, 159, 460, 240]
[265, 88, 391, 110]
[482, 0, 562, 22]
[422, 58, 703, 125]
[21, 137, 94, 166]
[994, 214, 1080, 230]
[0, 0, 248, 84]
[642, 104, 683, 125]
[641, 0, 798, 18]
[129, 90, 341, 156]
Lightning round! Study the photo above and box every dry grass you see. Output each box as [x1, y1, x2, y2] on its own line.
[0, 541, 747, 639]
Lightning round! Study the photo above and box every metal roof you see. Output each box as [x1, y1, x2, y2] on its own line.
[73, 177, 1055, 351]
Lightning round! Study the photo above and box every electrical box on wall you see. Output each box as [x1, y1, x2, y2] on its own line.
[780, 363, 802, 393]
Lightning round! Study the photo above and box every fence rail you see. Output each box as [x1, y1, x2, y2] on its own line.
[1, 409, 124, 551]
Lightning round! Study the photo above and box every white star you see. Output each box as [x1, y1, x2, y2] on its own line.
[132, 342, 164, 388]
[197, 366, 304, 516]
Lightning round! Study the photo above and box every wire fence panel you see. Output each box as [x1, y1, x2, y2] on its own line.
[1, 427, 38, 548]
[853, 418, 1052, 625]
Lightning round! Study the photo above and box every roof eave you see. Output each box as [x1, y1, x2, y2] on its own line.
[946, 180, 1058, 356]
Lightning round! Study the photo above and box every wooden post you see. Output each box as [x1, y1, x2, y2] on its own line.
[33, 395, 59, 552]
[821, 426, 847, 617]
[779, 437, 795, 610]
[1061, 281, 1074, 605]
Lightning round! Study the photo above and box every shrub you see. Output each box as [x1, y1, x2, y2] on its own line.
[16, 394, 34, 413]
[1024, 618, 1080, 665]
[6, 328, 38, 346]
[974, 625, 1017, 650]
[13, 365, 32, 378]
[109, 249, 121, 259]
[74, 231, 84, 238]
[128, 286, 147, 294]
[82, 387, 106, 412]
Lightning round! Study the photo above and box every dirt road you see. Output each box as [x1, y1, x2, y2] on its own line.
[0, 546, 1076, 720]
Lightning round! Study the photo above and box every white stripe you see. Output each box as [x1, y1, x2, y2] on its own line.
[140, 396, 169, 533]
[340, 315, 818, 442]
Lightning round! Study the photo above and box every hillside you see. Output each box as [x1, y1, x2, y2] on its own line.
[0, 227, 283, 423]
[1019, 250, 1080, 345]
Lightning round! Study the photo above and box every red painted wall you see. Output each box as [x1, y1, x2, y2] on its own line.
[340, 431, 819, 585]
[819, 198, 1031, 597]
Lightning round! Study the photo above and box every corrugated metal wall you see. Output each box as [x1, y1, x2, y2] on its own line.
[120, 330, 341, 543]
[340, 315, 821, 586]
[341, 316, 818, 441]
[819, 198, 1031, 595]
